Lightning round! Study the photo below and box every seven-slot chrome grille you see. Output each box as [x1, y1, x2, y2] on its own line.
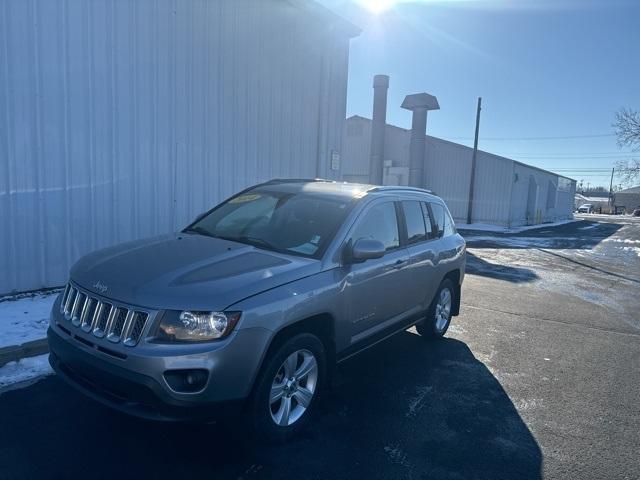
[60, 283, 150, 347]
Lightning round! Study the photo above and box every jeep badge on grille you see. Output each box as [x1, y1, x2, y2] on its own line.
[93, 281, 108, 294]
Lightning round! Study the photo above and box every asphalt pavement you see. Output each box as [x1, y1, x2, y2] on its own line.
[0, 216, 638, 480]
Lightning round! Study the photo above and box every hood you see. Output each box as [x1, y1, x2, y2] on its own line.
[70, 233, 320, 311]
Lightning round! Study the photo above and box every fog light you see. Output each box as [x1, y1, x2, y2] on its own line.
[164, 369, 208, 393]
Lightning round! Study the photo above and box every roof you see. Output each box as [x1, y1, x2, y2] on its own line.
[575, 194, 609, 203]
[616, 186, 640, 194]
[257, 179, 438, 200]
[401, 93, 440, 111]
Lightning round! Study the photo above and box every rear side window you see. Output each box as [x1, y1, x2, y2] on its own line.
[430, 203, 456, 237]
[420, 202, 434, 238]
[350, 202, 400, 251]
[401, 201, 428, 244]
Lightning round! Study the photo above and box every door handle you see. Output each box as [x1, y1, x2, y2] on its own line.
[393, 259, 408, 269]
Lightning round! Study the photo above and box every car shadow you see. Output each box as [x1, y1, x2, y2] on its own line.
[0, 333, 541, 480]
[466, 251, 539, 283]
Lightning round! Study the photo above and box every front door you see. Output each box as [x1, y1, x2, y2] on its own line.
[341, 200, 412, 344]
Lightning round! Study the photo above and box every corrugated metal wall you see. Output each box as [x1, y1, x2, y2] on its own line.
[0, 0, 354, 294]
[509, 162, 576, 227]
[468, 151, 513, 226]
[424, 137, 474, 221]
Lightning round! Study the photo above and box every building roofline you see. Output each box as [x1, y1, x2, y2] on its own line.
[289, 0, 361, 38]
[346, 115, 576, 183]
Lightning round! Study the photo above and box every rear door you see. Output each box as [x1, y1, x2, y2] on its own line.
[341, 199, 412, 343]
[399, 200, 439, 312]
[430, 201, 465, 277]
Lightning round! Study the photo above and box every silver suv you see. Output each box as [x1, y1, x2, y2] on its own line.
[48, 179, 466, 439]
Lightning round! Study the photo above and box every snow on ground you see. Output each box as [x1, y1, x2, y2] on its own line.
[603, 238, 640, 244]
[0, 291, 59, 349]
[0, 354, 53, 390]
[623, 246, 640, 257]
[457, 218, 579, 233]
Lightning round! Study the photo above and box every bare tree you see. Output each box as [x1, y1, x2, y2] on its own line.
[613, 108, 640, 184]
[615, 158, 640, 185]
[614, 108, 640, 150]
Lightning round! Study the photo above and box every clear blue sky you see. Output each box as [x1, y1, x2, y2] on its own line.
[318, 0, 640, 189]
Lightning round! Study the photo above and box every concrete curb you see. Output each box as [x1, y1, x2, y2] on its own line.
[0, 339, 49, 367]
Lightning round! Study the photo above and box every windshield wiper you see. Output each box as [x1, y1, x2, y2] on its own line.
[216, 234, 276, 251]
[183, 226, 216, 238]
[238, 236, 276, 250]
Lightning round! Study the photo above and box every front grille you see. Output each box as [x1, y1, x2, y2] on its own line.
[60, 283, 150, 347]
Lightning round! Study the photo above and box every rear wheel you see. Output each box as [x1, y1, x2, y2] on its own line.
[250, 333, 326, 441]
[416, 279, 455, 340]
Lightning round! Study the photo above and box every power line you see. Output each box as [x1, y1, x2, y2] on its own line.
[443, 133, 616, 141]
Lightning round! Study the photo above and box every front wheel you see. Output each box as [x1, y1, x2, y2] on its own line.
[416, 279, 455, 340]
[250, 333, 326, 441]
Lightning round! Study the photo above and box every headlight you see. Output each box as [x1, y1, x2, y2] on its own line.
[155, 311, 241, 342]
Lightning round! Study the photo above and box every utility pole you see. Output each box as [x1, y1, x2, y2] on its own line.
[608, 167, 615, 201]
[466, 97, 482, 225]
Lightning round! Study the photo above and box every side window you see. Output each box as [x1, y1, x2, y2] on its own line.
[401, 201, 427, 244]
[443, 211, 455, 236]
[420, 202, 434, 238]
[350, 202, 400, 251]
[430, 202, 455, 237]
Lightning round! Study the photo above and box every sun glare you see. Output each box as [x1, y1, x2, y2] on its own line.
[360, 0, 397, 14]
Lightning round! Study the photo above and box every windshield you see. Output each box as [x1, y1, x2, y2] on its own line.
[184, 188, 354, 258]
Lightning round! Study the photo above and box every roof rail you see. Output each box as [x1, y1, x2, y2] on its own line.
[264, 178, 336, 185]
[367, 185, 435, 195]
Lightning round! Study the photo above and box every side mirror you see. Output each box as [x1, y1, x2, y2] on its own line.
[349, 238, 386, 263]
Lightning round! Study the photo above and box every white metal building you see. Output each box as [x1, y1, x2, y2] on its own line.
[343, 113, 576, 228]
[0, 0, 359, 295]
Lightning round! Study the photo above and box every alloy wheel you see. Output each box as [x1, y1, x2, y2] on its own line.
[269, 349, 318, 426]
[435, 287, 452, 332]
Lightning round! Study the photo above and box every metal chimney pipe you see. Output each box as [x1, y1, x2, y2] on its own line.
[369, 75, 389, 185]
[401, 93, 440, 188]
[408, 107, 428, 187]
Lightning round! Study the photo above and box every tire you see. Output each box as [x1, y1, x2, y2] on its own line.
[416, 279, 455, 340]
[250, 333, 326, 441]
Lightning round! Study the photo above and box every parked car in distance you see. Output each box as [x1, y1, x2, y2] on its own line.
[578, 203, 594, 213]
[633, 207, 640, 217]
[47, 179, 466, 439]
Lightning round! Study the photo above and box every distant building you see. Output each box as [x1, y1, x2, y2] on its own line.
[614, 186, 640, 213]
[343, 113, 576, 228]
[574, 194, 610, 213]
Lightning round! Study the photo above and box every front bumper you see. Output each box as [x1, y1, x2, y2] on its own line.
[48, 296, 273, 422]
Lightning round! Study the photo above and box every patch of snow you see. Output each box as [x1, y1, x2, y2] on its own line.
[603, 238, 640, 244]
[514, 398, 542, 411]
[578, 223, 600, 230]
[0, 291, 59, 348]
[622, 246, 640, 258]
[457, 218, 579, 233]
[0, 354, 53, 390]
